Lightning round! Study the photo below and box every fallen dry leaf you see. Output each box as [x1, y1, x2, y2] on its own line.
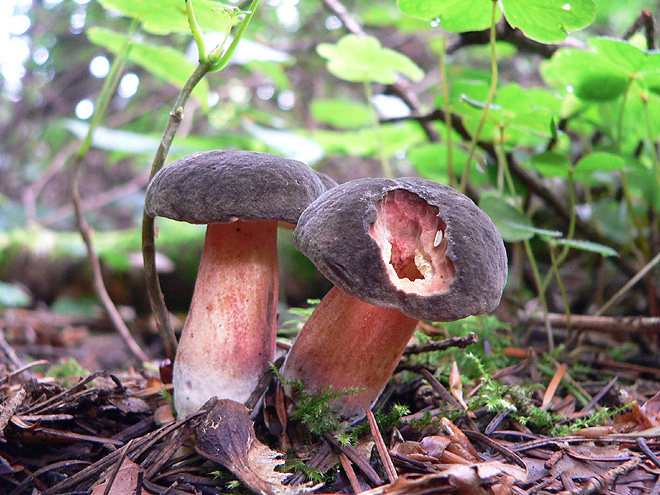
[195, 399, 318, 495]
[91, 458, 154, 495]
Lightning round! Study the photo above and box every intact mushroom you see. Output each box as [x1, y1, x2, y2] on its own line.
[145, 149, 336, 418]
[281, 177, 507, 421]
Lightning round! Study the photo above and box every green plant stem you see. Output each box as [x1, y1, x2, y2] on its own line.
[186, 0, 208, 63]
[71, 19, 149, 363]
[142, 2, 260, 362]
[497, 141, 554, 350]
[620, 169, 649, 258]
[495, 127, 506, 194]
[642, 96, 660, 195]
[548, 242, 571, 331]
[210, 0, 261, 71]
[364, 80, 393, 178]
[615, 81, 632, 153]
[438, 32, 454, 188]
[541, 170, 578, 294]
[460, 0, 498, 193]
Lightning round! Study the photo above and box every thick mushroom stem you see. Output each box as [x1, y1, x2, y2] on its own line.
[174, 220, 278, 418]
[281, 286, 418, 422]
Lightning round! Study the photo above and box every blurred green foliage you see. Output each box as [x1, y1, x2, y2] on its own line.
[0, 0, 657, 319]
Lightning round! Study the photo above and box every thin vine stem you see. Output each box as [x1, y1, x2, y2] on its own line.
[71, 18, 149, 363]
[497, 138, 555, 350]
[541, 169, 577, 294]
[642, 95, 660, 188]
[141, 0, 260, 362]
[548, 242, 571, 332]
[460, 0, 498, 193]
[615, 81, 632, 153]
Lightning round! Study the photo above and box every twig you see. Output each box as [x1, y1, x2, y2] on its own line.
[419, 368, 462, 411]
[141, 64, 209, 364]
[41, 172, 149, 226]
[404, 332, 478, 355]
[519, 311, 660, 333]
[462, 429, 526, 469]
[142, 0, 260, 361]
[365, 408, 397, 483]
[576, 376, 617, 415]
[320, 0, 440, 144]
[102, 439, 134, 495]
[622, 9, 657, 49]
[0, 386, 27, 441]
[0, 331, 26, 372]
[22, 140, 79, 227]
[69, 19, 149, 364]
[71, 157, 149, 363]
[339, 453, 363, 494]
[596, 249, 660, 316]
[446, 21, 586, 57]
[323, 432, 383, 486]
[636, 437, 660, 469]
[561, 456, 641, 495]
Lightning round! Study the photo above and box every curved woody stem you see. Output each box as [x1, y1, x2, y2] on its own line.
[142, 0, 261, 362]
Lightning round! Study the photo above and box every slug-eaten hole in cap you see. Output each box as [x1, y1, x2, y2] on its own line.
[369, 189, 456, 294]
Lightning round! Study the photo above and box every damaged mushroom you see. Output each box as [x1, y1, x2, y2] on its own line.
[281, 177, 507, 421]
[145, 149, 336, 418]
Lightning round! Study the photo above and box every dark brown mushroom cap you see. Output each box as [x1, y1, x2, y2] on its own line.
[145, 150, 336, 225]
[294, 177, 507, 322]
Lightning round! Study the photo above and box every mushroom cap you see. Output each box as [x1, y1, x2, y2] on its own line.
[145, 150, 336, 225]
[294, 177, 507, 322]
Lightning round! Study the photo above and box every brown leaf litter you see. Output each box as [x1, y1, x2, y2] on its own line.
[1, 310, 660, 494]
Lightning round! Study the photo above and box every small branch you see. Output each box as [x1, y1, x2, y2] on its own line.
[70, 19, 149, 364]
[446, 19, 586, 57]
[338, 453, 362, 494]
[519, 311, 660, 334]
[322, 432, 384, 486]
[320, 0, 365, 37]
[0, 386, 27, 441]
[142, 0, 260, 362]
[365, 408, 397, 483]
[403, 332, 478, 355]
[320, 0, 440, 144]
[41, 172, 149, 227]
[596, 249, 660, 316]
[142, 62, 211, 363]
[622, 9, 657, 49]
[72, 160, 149, 363]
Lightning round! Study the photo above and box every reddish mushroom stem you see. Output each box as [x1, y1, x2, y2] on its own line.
[281, 286, 418, 421]
[174, 220, 278, 418]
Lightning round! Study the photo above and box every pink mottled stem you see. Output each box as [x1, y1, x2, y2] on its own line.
[174, 220, 278, 418]
[282, 286, 418, 421]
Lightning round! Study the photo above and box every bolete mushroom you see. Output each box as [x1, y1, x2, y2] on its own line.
[145, 149, 336, 418]
[281, 177, 507, 421]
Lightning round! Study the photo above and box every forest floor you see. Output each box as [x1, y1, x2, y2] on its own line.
[1, 306, 660, 494]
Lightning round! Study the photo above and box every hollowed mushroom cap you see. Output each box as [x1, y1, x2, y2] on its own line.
[145, 150, 336, 224]
[294, 177, 507, 322]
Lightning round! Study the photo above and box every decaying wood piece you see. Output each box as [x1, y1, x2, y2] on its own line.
[519, 311, 660, 334]
[195, 399, 318, 495]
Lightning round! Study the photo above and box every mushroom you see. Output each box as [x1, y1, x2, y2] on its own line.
[145, 149, 336, 418]
[281, 177, 507, 421]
